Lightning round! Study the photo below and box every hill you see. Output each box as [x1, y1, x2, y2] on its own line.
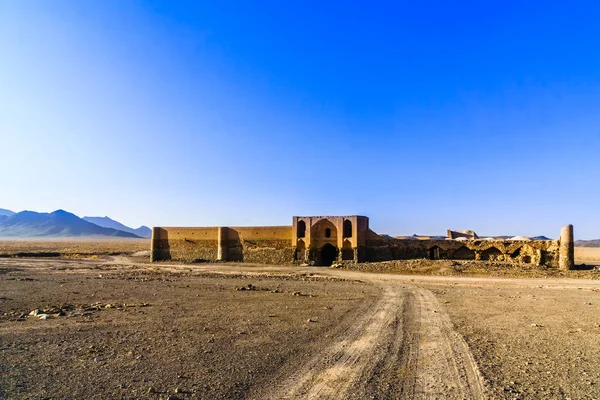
[0, 210, 140, 238]
[575, 239, 600, 247]
[0, 208, 15, 216]
[83, 216, 152, 238]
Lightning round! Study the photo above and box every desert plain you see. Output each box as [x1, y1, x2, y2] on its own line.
[1, 240, 600, 399]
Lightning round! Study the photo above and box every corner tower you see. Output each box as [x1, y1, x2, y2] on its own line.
[559, 224, 574, 270]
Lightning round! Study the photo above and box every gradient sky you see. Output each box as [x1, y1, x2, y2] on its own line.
[1, 1, 599, 238]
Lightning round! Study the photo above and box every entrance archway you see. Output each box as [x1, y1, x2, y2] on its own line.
[320, 243, 338, 266]
[428, 246, 441, 260]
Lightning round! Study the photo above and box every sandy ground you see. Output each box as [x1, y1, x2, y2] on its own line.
[0, 238, 149, 259]
[1, 249, 600, 399]
[574, 246, 600, 264]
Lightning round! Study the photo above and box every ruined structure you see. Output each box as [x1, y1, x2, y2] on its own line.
[559, 224, 574, 270]
[151, 216, 575, 269]
[447, 229, 479, 240]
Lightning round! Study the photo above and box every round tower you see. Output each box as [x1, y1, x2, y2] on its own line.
[559, 224, 574, 270]
[217, 227, 228, 261]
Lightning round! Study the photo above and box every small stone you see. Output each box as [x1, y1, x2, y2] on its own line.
[307, 318, 316, 323]
[38, 314, 50, 320]
[147, 386, 156, 394]
[208, 337, 214, 343]
[167, 396, 180, 400]
[29, 309, 40, 316]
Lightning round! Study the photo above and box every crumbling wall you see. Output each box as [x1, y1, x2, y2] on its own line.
[365, 233, 561, 267]
[447, 229, 479, 240]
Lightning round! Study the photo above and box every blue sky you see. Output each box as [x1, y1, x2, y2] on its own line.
[1, 1, 599, 238]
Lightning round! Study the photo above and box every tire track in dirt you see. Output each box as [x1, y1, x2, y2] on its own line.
[264, 285, 403, 399]
[406, 287, 485, 399]
[262, 283, 486, 399]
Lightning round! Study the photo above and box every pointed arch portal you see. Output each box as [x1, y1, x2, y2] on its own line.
[320, 243, 338, 266]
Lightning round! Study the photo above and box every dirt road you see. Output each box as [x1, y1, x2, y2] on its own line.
[264, 283, 484, 399]
[121, 257, 488, 398]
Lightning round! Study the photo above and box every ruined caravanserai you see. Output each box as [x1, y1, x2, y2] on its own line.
[151, 216, 575, 269]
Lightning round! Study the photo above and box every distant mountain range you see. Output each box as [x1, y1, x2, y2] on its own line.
[0, 208, 151, 238]
[83, 216, 151, 238]
[575, 239, 600, 247]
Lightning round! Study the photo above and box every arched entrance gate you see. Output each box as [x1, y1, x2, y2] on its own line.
[292, 216, 367, 266]
[320, 243, 338, 266]
[310, 218, 338, 266]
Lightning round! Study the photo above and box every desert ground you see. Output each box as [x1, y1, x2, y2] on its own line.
[1, 241, 600, 399]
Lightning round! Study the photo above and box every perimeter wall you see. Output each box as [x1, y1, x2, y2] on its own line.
[151, 223, 571, 268]
[151, 226, 293, 264]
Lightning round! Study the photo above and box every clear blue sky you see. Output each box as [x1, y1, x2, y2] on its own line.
[1, 1, 599, 238]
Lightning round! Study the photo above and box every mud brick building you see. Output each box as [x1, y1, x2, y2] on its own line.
[151, 216, 574, 269]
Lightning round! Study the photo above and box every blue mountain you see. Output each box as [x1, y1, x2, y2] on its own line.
[0, 210, 140, 238]
[83, 216, 152, 238]
[0, 208, 15, 217]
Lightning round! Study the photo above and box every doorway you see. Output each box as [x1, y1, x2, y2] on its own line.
[428, 246, 440, 260]
[320, 243, 338, 266]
